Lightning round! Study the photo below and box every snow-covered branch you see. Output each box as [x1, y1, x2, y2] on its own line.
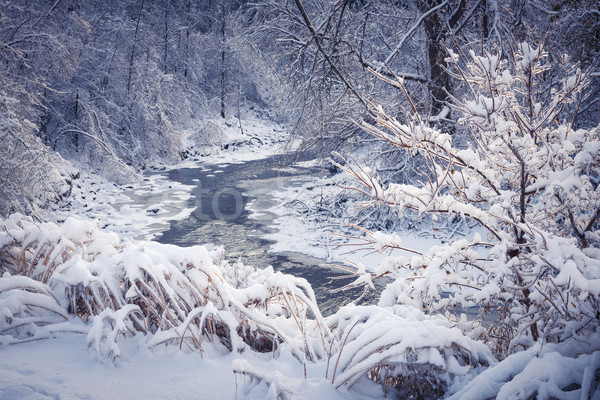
[337, 42, 600, 364]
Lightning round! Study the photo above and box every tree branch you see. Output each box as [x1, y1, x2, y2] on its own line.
[293, 0, 366, 107]
[377, 0, 448, 72]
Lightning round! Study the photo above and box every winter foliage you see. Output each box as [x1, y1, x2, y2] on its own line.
[0, 0, 290, 216]
[333, 43, 600, 397]
[0, 214, 330, 361]
[0, 74, 67, 217]
[326, 304, 494, 398]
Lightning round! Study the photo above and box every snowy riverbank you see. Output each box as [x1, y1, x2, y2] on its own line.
[1, 115, 402, 400]
[3, 111, 599, 400]
[46, 111, 291, 241]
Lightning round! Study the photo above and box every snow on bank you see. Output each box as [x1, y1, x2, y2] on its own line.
[246, 171, 446, 271]
[183, 109, 291, 166]
[0, 333, 382, 400]
[0, 335, 237, 400]
[48, 168, 195, 241]
[45, 110, 290, 242]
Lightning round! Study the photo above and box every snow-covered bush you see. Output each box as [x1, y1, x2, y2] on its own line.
[0, 214, 330, 360]
[327, 304, 494, 399]
[0, 275, 69, 344]
[335, 43, 600, 395]
[448, 342, 600, 400]
[87, 305, 144, 362]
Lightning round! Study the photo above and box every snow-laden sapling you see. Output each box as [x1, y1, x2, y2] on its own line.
[335, 43, 600, 396]
[327, 304, 494, 399]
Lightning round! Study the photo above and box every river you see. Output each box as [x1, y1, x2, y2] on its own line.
[154, 153, 373, 316]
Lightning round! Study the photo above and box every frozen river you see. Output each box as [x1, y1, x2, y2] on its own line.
[154, 153, 375, 316]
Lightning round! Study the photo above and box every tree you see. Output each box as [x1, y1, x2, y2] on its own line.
[336, 42, 600, 361]
[0, 74, 66, 217]
[253, 0, 501, 158]
[418, 0, 461, 115]
[221, 1, 227, 119]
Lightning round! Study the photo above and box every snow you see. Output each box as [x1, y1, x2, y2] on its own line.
[245, 171, 445, 272]
[2, 105, 600, 399]
[47, 168, 196, 241]
[0, 335, 239, 400]
[182, 110, 291, 166]
[0, 311, 383, 400]
[447, 344, 600, 400]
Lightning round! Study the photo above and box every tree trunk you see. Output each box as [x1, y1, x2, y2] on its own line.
[164, 1, 168, 74]
[74, 91, 79, 151]
[184, 0, 190, 81]
[127, 0, 145, 93]
[220, 2, 226, 119]
[419, 0, 450, 116]
[481, 0, 489, 39]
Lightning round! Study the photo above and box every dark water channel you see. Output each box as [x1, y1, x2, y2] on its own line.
[156, 153, 371, 316]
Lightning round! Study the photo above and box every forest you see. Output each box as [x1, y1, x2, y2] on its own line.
[1, 0, 600, 399]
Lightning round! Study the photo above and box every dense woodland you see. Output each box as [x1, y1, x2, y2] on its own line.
[2, 1, 600, 398]
[1, 0, 599, 216]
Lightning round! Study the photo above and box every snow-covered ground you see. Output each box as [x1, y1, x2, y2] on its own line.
[48, 167, 196, 241]
[246, 168, 449, 272]
[0, 334, 379, 400]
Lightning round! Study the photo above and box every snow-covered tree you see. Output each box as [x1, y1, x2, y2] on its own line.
[337, 42, 600, 362]
[0, 70, 66, 217]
